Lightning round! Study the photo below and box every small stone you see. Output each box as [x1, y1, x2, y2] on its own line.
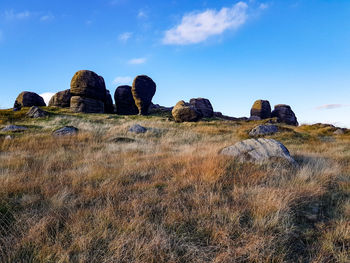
[249, 125, 278, 137]
[129, 124, 147, 134]
[334, 129, 345, 135]
[53, 126, 78, 136]
[1, 125, 28, 132]
[26, 106, 49, 118]
[5, 135, 13, 140]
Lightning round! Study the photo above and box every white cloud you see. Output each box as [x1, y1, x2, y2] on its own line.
[128, 57, 147, 65]
[4, 10, 31, 20]
[259, 3, 269, 10]
[138, 10, 147, 19]
[40, 14, 54, 22]
[119, 32, 132, 42]
[113, 76, 133, 85]
[40, 92, 55, 105]
[315, 104, 350, 110]
[163, 2, 249, 45]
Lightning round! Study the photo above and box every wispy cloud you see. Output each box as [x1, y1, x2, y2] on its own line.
[40, 92, 55, 105]
[40, 14, 54, 22]
[119, 32, 132, 43]
[315, 104, 350, 110]
[113, 76, 133, 85]
[259, 3, 269, 10]
[4, 10, 31, 20]
[138, 10, 148, 19]
[163, 2, 249, 45]
[128, 57, 147, 65]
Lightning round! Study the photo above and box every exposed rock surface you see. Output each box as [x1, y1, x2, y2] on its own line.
[248, 116, 261, 121]
[214, 112, 247, 121]
[132, 75, 156, 115]
[14, 92, 46, 109]
[70, 96, 104, 113]
[249, 125, 278, 137]
[114, 85, 138, 115]
[190, 98, 214, 118]
[271, 104, 298, 126]
[70, 70, 106, 113]
[49, 89, 71, 108]
[172, 100, 201, 122]
[250, 100, 271, 119]
[1, 125, 28, 132]
[53, 126, 78, 136]
[26, 106, 49, 118]
[334, 129, 345, 135]
[148, 103, 173, 113]
[220, 138, 295, 164]
[104, 90, 114, 114]
[128, 124, 147, 134]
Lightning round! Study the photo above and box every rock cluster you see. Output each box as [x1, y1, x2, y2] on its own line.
[14, 92, 46, 110]
[49, 89, 71, 108]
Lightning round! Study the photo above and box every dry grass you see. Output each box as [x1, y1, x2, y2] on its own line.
[0, 108, 349, 262]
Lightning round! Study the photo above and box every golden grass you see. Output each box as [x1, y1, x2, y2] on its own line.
[0, 109, 349, 262]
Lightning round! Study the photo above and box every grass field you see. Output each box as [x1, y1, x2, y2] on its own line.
[0, 107, 349, 262]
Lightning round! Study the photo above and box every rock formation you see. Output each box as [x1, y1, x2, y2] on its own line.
[250, 100, 271, 119]
[70, 70, 106, 113]
[249, 125, 278, 137]
[53, 126, 79, 136]
[129, 124, 147, 134]
[14, 92, 46, 109]
[220, 138, 295, 164]
[49, 89, 71, 108]
[132, 75, 156, 115]
[190, 98, 214, 118]
[114, 85, 139, 115]
[26, 106, 48, 118]
[172, 100, 201, 122]
[271, 104, 298, 126]
[104, 90, 114, 114]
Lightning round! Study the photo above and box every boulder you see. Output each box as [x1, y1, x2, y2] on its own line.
[114, 85, 138, 115]
[14, 92, 46, 109]
[271, 104, 298, 126]
[49, 89, 71, 108]
[190, 98, 214, 118]
[1, 125, 28, 132]
[132, 75, 156, 115]
[53, 126, 78, 136]
[220, 138, 295, 164]
[26, 106, 49, 118]
[128, 124, 147, 134]
[104, 90, 114, 114]
[172, 100, 201, 122]
[334, 129, 345, 135]
[250, 100, 271, 119]
[70, 96, 104, 113]
[70, 70, 106, 101]
[249, 125, 278, 137]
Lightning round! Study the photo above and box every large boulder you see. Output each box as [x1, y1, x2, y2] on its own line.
[114, 85, 138, 115]
[220, 138, 295, 164]
[70, 96, 104, 113]
[14, 92, 46, 109]
[70, 70, 106, 101]
[132, 75, 156, 115]
[271, 104, 298, 126]
[49, 89, 71, 108]
[190, 98, 214, 118]
[172, 100, 201, 122]
[104, 90, 114, 114]
[26, 106, 48, 118]
[250, 100, 271, 119]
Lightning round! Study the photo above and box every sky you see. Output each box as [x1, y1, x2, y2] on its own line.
[0, 0, 349, 127]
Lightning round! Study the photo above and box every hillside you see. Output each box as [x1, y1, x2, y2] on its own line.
[0, 107, 349, 262]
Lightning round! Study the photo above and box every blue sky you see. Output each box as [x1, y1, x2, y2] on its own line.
[0, 0, 349, 127]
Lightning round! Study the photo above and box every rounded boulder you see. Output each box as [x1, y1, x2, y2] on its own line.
[271, 104, 298, 126]
[172, 100, 201, 122]
[49, 89, 71, 108]
[70, 70, 106, 101]
[250, 100, 271, 119]
[14, 91, 46, 108]
[114, 85, 139, 115]
[132, 75, 156, 115]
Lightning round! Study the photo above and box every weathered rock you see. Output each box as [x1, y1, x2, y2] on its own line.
[70, 70, 106, 101]
[104, 90, 114, 114]
[334, 129, 345, 135]
[250, 100, 271, 119]
[53, 126, 78, 136]
[132, 75, 156, 115]
[271, 104, 298, 126]
[172, 100, 201, 122]
[220, 138, 295, 164]
[70, 96, 104, 113]
[14, 91, 46, 108]
[190, 98, 214, 118]
[129, 124, 147, 134]
[1, 125, 28, 132]
[26, 106, 48, 118]
[249, 125, 278, 137]
[49, 89, 71, 108]
[248, 116, 261, 121]
[114, 85, 138, 115]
